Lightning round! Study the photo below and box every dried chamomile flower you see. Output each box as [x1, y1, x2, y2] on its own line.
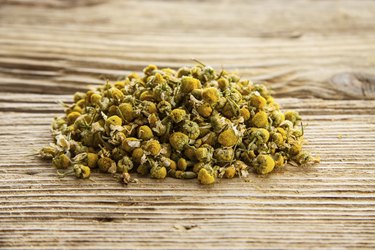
[217, 78, 229, 90]
[98, 157, 116, 174]
[273, 153, 285, 167]
[67, 111, 81, 125]
[157, 100, 172, 116]
[197, 103, 213, 118]
[142, 101, 157, 114]
[249, 94, 267, 110]
[239, 107, 251, 121]
[39, 146, 58, 159]
[218, 129, 238, 147]
[117, 156, 134, 173]
[181, 121, 200, 140]
[223, 165, 236, 179]
[177, 158, 190, 171]
[74, 164, 91, 179]
[294, 152, 320, 165]
[87, 153, 98, 168]
[145, 140, 161, 156]
[52, 153, 71, 169]
[195, 144, 213, 163]
[202, 87, 220, 105]
[138, 125, 153, 140]
[177, 67, 191, 78]
[181, 76, 201, 93]
[90, 93, 103, 105]
[122, 137, 140, 152]
[170, 109, 186, 123]
[270, 132, 284, 147]
[284, 111, 301, 125]
[270, 110, 285, 127]
[109, 87, 124, 100]
[130, 148, 143, 165]
[214, 148, 234, 163]
[197, 168, 215, 185]
[143, 64, 158, 76]
[250, 128, 270, 144]
[169, 132, 189, 151]
[210, 114, 227, 132]
[252, 111, 269, 128]
[40, 63, 317, 185]
[254, 154, 275, 175]
[150, 166, 167, 179]
[289, 142, 302, 156]
[106, 115, 122, 126]
[170, 170, 197, 179]
[118, 103, 134, 122]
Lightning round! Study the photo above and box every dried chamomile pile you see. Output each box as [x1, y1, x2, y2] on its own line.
[40, 63, 318, 185]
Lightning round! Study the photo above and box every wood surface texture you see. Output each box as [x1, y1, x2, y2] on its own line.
[1, 0, 375, 249]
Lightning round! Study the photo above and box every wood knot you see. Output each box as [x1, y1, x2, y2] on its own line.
[330, 72, 375, 99]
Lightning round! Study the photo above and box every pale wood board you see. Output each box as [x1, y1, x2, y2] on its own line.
[1, 0, 375, 249]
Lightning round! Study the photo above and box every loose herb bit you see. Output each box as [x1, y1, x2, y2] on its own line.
[40, 64, 318, 185]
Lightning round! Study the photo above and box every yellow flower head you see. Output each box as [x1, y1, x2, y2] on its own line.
[198, 168, 215, 185]
[87, 153, 98, 168]
[145, 140, 161, 156]
[118, 103, 134, 122]
[273, 153, 284, 167]
[249, 95, 267, 109]
[180, 76, 201, 93]
[284, 111, 301, 125]
[169, 132, 189, 151]
[97, 157, 116, 173]
[240, 107, 251, 121]
[131, 147, 144, 164]
[74, 164, 91, 179]
[224, 165, 236, 179]
[109, 87, 124, 100]
[138, 125, 154, 140]
[122, 137, 140, 152]
[106, 115, 122, 126]
[170, 108, 187, 123]
[52, 153, 71, 169]
[254, 154, 275, 174]
[150, 166, 167, 179]
[67, 111, 81, 125]
[218, 129, 238, 147]
[90, 93, 102, 105]
[197, 103, 213, 118]
[252, 111, 269, 128]
[202, 87, 220, 105]
[143, 64, 158, 76]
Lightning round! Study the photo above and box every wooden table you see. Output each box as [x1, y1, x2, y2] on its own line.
[1, 0, 375, 249]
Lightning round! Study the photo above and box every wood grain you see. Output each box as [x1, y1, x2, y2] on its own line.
[0, 0, 375, 249]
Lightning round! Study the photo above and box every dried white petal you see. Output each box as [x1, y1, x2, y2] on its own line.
[55, 134, 70, 151]
[100, 111, 108, 120]
[127, 140, 140, 148]
[160, 146, 168, 155]
[73, 153, 87, 162]
[91, 122, 105, 133]
[140, 154, 147, 164]
[240, 169, 249, 178]
[110, 124, 124, 132]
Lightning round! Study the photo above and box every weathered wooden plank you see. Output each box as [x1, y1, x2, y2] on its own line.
[1, 95, 375, 249]
[1, 30, 374, 98]
[2, 0, 375, 35]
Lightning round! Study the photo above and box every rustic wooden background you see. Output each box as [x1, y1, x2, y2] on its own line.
[1, 0, 375, 249]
